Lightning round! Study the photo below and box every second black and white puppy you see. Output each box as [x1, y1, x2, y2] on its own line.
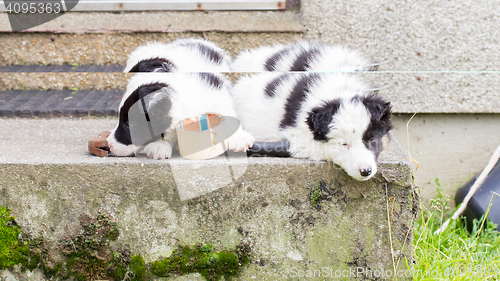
[124, 38, 232, 73]
[107, 73, 254, 159]
[232, 73, 392, 181]
[231, 41, 378, 72]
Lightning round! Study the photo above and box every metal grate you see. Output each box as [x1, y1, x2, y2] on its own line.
[0, 65, 124, 72]
[0, 0, 286, 12]
[0, 90, 122, 117]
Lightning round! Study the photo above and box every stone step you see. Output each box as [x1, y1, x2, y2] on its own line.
[0, 118, 415, 280]
[0, 31, 303, 67]
[0, 10, 304, 33]
[0, 72, 129, 91]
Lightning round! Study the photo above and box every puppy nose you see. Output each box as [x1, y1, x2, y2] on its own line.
[360, 168, 372, 177]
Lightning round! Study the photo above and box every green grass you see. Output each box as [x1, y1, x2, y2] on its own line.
[412, 187, 500, 280]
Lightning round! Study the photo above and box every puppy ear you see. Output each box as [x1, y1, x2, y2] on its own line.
[362, 95, 393, 130]
[362, 95, 390, 119]
[306, 100, 340, 141]
[129, 58, 175, 73]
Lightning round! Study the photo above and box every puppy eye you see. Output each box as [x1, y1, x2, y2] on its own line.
[339, 143, 350, 149]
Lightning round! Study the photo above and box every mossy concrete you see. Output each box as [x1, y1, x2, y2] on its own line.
[0, 120, 415, 280]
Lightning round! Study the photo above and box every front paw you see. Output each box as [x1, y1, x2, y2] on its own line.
[227, 129, 255, 152]
[144, 142, 172, 160]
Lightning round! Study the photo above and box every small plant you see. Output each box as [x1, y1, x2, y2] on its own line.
[310, 180, 324, 208]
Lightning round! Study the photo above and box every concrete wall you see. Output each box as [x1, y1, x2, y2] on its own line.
[301, 0, 500, 71]
[392, 113, 500, 201]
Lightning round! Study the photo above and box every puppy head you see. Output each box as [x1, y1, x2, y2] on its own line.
[306, 95, 392, 181]
[107, 82, 171, 156]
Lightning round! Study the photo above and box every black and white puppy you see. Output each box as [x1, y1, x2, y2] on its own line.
[231, 41, 377, 72]
[107, 73, 254, 159]
[232, 73, 392, 181]
[124, 38, 232, 73]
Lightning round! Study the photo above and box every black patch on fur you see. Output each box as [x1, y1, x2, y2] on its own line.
[354, 95, 393, 159]
[265, 46, 292, 71]
[306, 99, 341, 141]
[264, 73, 290, 97]
[280, 73, 320, 128]
[114, 83, 170, 145]
[290, 48, 321, 71]
[198, 73, 224, 89]
[128, 58, 175, 73]
[182, 42, 224, 64]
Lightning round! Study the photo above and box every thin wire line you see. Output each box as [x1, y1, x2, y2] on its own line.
[287, 71, 500, 74]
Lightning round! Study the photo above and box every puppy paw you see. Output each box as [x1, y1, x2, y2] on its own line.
[227, 129, 255, 152]
[144, 142, 172, 160]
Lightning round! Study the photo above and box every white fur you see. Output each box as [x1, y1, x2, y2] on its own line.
[231, 41, 376, 72]
[232, 73, 378, 181]
[124, 39, 232, 73]
[108, 73, 254, 159]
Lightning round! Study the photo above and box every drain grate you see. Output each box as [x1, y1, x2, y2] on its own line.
[0, 90, 122, 117]
[0, 65, 124, 73]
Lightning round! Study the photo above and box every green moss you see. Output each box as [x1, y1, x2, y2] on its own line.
[129, 255, 147, 281]
[152, 243, 249, 281]
[66, 251, 109, 281]
[0, 207, 30, 269]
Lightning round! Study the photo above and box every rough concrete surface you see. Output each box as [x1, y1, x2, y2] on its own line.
[0, 32, 303, 66]
[0, 11, 305, 33]
[0, 118, 416, 280]
[358, 72, 500, 113]
[301, 0, 500, 71]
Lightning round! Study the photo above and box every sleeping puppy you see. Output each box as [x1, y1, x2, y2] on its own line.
[124, 38, 232, 73]
[107, 73, 254, 159]
[231, 41, 378, 72]
[231, 73, 392, 181]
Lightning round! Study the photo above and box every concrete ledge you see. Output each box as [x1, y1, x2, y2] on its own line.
[0, 11, 305, 33]
[0, 118, 416, 279]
